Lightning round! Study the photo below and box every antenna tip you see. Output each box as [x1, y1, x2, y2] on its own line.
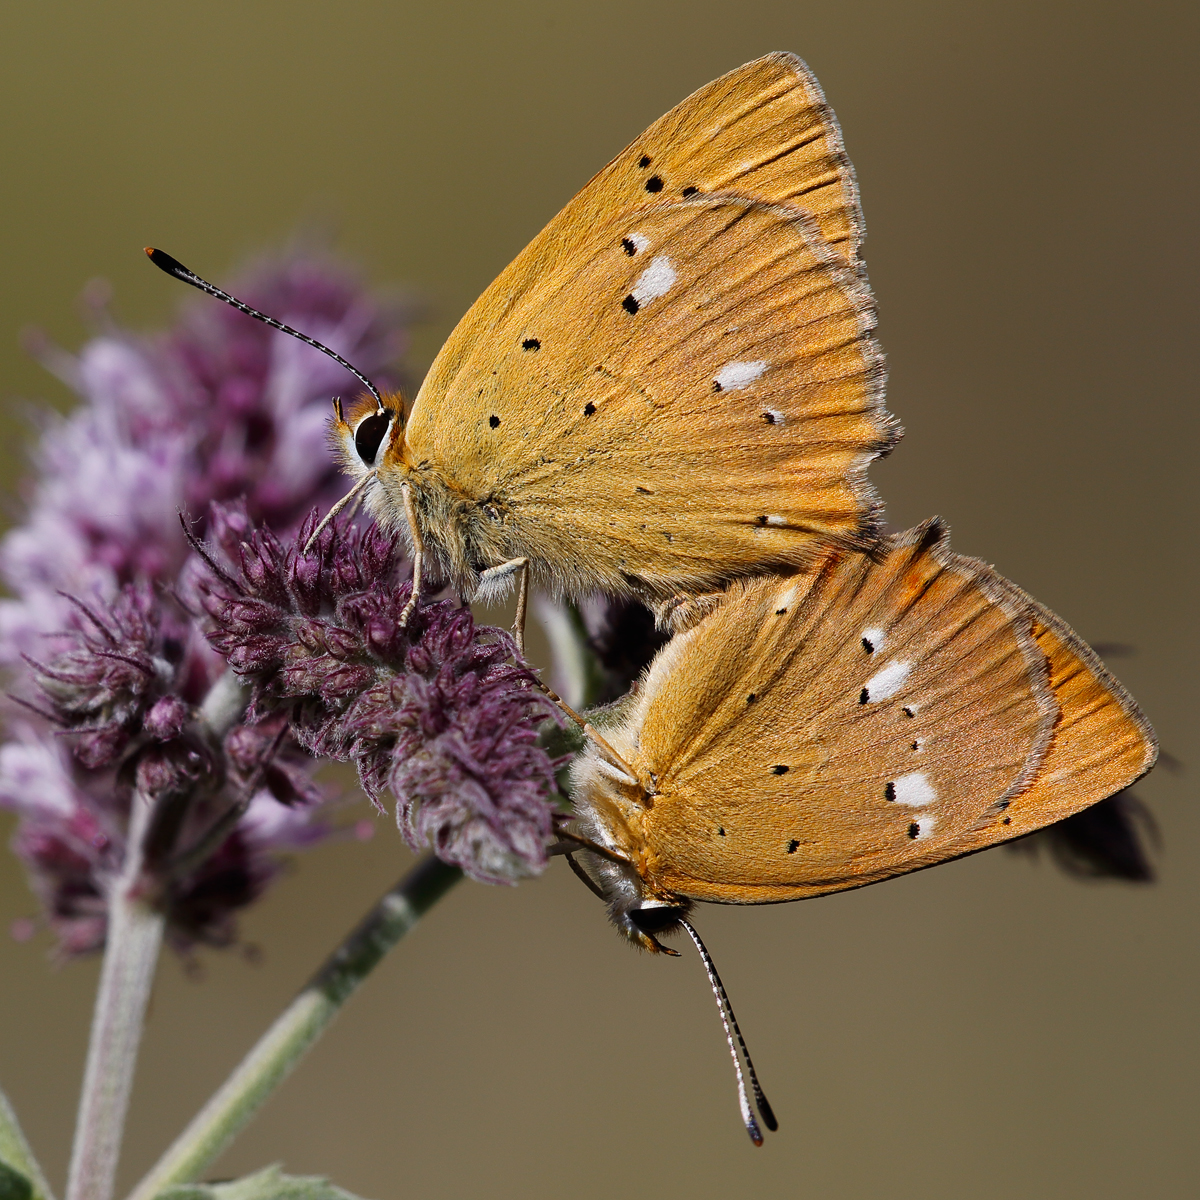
[144, 247, 189, 280]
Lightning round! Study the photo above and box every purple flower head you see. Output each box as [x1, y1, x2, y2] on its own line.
[0, 248, 413, 663]
[1, 580, 334, 956]
[195, 505, 564, 884]
[0, 247, 413, 956]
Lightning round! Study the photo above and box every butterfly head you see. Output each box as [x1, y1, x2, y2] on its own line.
[332, 392, 405, 478]
[575, 843, 691, 954]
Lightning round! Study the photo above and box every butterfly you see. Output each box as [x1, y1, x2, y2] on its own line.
[148, 52, 898, 646]
[563, 519, 1157, 1140]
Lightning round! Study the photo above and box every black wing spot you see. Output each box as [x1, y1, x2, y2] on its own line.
[622, 295, 640, 314]
[911, 741, 920, 751]
[884, 782, 896, 801]
[645, 175, 664, 192]
[1002, 816, 1012, 825]
[747, 693, 757, 704]
[488, 415, 500, 429]
[713, 380, 724, 392]
[621, 237, 637, 255]
[858, 688, 869, 704]
[862, 636, 875, 652]
[638, 154, 652, 168]
[583, 402, 596, 416]
[521, 337, 540, 351]
[772, 765, 789, 776]
[635, 485, 651, 494]
[763, 411, 779, 425]
[717, 827, 726, 837]
[755, 515, 768, 527]
[907, 822, 920, 839]
[775, 608, 787, 616]
[681, 185, 699, 196]
[787, 839, 799, 854]
[903, 706, 915, 718]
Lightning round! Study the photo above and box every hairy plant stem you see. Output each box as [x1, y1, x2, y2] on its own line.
[64, 670, 249, 1200]
[0, 1082, 56, 1199]
[127, 855, 462, 1200]
[64, 791, 164, 1200]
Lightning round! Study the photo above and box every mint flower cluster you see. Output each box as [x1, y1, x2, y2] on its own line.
[0, 249, 563, 958]
[195, 502, 562, 884]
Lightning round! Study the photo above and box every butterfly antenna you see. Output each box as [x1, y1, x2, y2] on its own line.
[680, 918, 778, 1146]
[144, 247, 384, 413]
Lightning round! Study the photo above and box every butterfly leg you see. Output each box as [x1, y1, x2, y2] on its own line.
[398, 481, 424, 629]
[478, 557, 530, 656]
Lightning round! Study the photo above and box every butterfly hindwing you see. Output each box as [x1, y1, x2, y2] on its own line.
[403, 194, 893, 597]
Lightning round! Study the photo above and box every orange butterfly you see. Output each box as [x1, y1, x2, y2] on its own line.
[564, 520, 1156, 1139]
[151, 53, 897, 644]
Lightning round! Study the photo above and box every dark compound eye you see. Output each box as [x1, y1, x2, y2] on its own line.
[353, 411, 392, 466]
[628, 905, 687, 935]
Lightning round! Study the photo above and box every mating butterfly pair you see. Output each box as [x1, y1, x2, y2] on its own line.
[150, 53, 1155, 1145]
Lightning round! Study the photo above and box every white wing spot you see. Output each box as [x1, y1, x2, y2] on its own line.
[891, 772, 936, 807]
[715, 360, 768, 391]
[631, 256, 677, 306]
[627, 232, 650, 253]
[909, 815, 937, 840]
[763, 408, 786, 426]
[861, 626, 886, 653]
[765, 514, 786, 527]
[863, 659, 911, 702]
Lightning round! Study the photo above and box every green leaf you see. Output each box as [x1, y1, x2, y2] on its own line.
[0, 1160, 33, 1200]
[156, 1164, 369, 1200]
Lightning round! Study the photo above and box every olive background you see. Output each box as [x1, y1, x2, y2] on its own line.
[0, 2, 1196, 1198]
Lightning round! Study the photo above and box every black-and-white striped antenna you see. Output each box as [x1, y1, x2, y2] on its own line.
[144, 247, 384, 413]
[680, 918, 778, 1146]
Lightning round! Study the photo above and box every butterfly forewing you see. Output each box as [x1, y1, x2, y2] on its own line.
[403, 194, 891, 597]
[416, 51, 862, 404]
[574, 51, 864, 265]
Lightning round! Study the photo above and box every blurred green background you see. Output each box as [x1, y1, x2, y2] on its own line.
[1, 1, 1196, 1197]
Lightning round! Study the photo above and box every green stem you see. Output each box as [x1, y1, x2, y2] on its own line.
[0, 1083, 56, 1200]
[65, 794, 165, 1200]
[126, 855, 462, 1200]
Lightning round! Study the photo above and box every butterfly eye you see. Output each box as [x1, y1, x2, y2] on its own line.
[628, 905, 688, 936]
[353, 412, 392, 466]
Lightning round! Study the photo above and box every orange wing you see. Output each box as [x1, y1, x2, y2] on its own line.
[569, 523, 1156, 903]
[399, 194, 893, 598]
[421, 52, 861, 392]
